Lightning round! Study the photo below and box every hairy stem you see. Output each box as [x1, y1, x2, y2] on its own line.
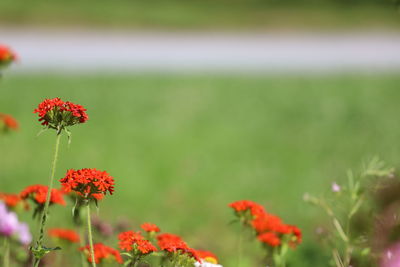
[33, 132, 62, 267]
[86, 204, 96, 267]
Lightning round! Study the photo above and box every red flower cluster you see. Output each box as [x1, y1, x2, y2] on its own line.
[157, 233, 200, 262]
[230, 200, 302, 248]
[48, 228, 80, 243]
[60, 168, 115, 201]
[229, 200, 265, 219]
[33, 98, 88, 128]
[0, 193, 27, 209]
[141, 223, 160, 233]
[80, 243, 123, 264]
[0, 113, 19, 131]
[257, 232, 281, 247]
[195, 250, 219, 264]
[252, 213, 302, 246]
[118, 231, 157, 254]
[20, 185, 66, 206]
[0, 44, 17, 65]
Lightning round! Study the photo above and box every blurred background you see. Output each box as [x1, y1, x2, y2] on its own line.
[0, 0, 399, 266]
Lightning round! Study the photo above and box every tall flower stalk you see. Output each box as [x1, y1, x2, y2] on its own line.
[31, 98, 88, 266]
[86, 204, 96, 266]
[32, 132, 61, 267]
[60, 168, 116, 267]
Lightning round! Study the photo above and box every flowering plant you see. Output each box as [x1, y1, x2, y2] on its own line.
[0, 193, 28, 211]
[0, 202, 32, 245]
[80, 243, 123, 264]
[0, 113, 18, 133]
[34, 97, 88, 134]
[229, 200, 301, 266]
[0, 44, 17, 70]
[48, 228, 80, 243]
[118, 230, 158, 265]
[305, 157, 395, 267]
[195, 250, 222, 267]
[60, 168, 115, 202]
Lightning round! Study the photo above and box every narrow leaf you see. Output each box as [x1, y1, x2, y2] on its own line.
[333, 218, 348, 243]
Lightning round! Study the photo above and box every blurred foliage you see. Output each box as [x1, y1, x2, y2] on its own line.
[0, 0, 398, 30]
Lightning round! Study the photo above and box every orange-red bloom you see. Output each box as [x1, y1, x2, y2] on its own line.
[141, 223, 160, 233]
[33, 97, 88, 128]
[195, 250, 219, 264]
[0, 193, 26, 209]
[20, 185, 65, 206]
[251, 213, 302, 246]
[118, 231, 144, 251]
[60, 168, 115, 201]
[118, 230, 158, 254]
[257, 232, 281, 247]
[251, 213, 283, 234]
[0, 113, 18, 131]
[230, 200, 302, 249]
[157, 233, 200, 261]
[48, 228, 80, 243]
[229, 200, 265, 219]
[0, 44, 17, 65]
[80, 243, 123, 264]
[157, 233, 187, 252]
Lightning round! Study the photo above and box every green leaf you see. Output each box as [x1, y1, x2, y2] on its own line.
[123, 259, 132, 266]
[348, 196, 364, 219]
[332, 249, 345, 267]
[30, 246, 61, 259]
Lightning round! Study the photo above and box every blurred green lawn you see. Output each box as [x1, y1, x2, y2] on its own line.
[0, 0, 399, 30]
[1, 73, 400, 266]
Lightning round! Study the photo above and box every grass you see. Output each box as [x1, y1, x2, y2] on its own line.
[0, 0, 399, 31]
[1, 73, 400, 266]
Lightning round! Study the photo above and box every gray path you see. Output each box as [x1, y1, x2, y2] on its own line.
[1, 28, 400, 73]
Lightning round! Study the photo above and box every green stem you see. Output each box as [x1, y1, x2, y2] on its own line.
[86, 204, 96, 267]
[33, 132, 62, 267]
[3, 238, 10, 267]
[237, 223, 244, 267]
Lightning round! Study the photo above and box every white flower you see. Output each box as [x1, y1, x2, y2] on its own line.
[194, 260, 223, 267]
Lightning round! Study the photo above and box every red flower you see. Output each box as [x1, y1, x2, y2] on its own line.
[48, 228, 80, 243]
[195, 250, 219, 264]
[157, 233, 187, 252]
[136, 239, 158, 254]
[251, 212, 283, 234]
[0, 113, 18, 131]
[60, 168, 115, 201]
[257, 232, 281, 247]
[33, 98, 88, 128]
[141, 223, 160, 233]
[0, 44, 17, 65]
[229, 200, 265, 219]
[288, 225, 302, 245]
[0, 193, 28, 209]
[20, 185, 65, 206]
[118, 231, 144, 251]
[80, 243, 123, 264]
[157, 233, 200, 261]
